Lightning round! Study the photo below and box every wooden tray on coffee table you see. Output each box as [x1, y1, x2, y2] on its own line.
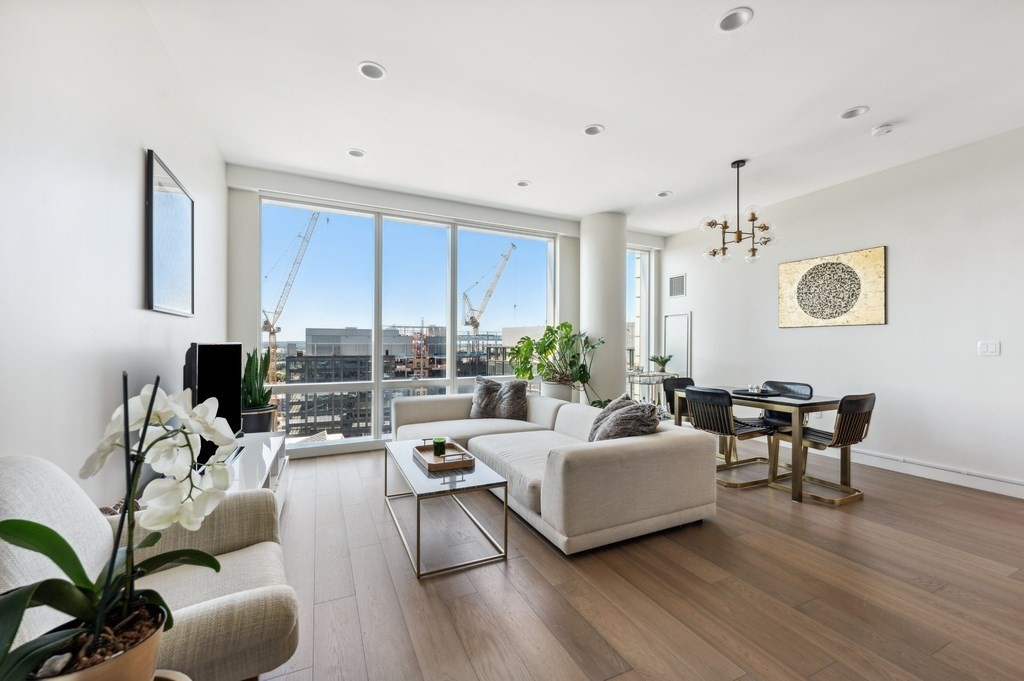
[413, 440, 476, 471]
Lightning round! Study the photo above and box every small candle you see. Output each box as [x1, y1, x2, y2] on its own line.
[433, 437, 447, 457]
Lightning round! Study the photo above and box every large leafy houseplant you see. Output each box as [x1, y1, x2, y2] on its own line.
[0, 374, 237, 679]
[509, 322, 606, 403]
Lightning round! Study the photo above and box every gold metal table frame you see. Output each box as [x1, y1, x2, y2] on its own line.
[675, 389, 841, 502]
[384, 441, 508, 579]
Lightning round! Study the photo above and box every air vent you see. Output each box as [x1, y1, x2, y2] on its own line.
[669, 274, 687, 297]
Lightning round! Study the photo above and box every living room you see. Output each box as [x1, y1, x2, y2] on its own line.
[2, 1, 1022, 680]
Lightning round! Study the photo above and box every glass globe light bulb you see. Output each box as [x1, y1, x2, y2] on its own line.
[744, 249, 761, 264]
[703, 250, 716, 262]
[745, 204, 759, 221]
[760, 233, 780, 247]
[716, 251, 732, 263]
[698, 216, 715, 232]
[718, 213, 730, 227]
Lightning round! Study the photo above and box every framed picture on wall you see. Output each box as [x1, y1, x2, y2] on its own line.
[663, 312, 692, 377]
[146, 149, 194, 316]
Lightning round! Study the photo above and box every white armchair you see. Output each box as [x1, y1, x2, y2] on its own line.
[0, 456, 299, 681]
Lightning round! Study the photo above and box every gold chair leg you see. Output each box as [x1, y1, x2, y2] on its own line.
[770, 445, 863, 505]
[716, 436, 773, 489]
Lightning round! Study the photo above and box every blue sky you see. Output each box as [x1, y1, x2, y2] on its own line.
[261, 203, 550, 342]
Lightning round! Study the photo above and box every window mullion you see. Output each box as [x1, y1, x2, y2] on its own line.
[448, 224, 459, 395]
[372, 212, 384, 439]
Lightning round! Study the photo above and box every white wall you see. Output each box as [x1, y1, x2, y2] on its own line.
[0, 1, 228, 502]
[662, 127, 1024, 497]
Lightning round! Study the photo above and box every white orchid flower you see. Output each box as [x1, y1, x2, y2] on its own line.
[80, 427, 125, 478]
[200, 463, 233, 492]
[184, 397, 237, 447]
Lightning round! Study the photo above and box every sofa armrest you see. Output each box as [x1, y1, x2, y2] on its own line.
[391, 394, 474, 433]
[111, 489, 280, 560]
[541, 428, 717, 538]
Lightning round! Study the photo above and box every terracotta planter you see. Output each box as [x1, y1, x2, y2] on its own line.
[241, 404, 276, 434]
[540, 381, 573, 402]
[50, 607, 165, 681]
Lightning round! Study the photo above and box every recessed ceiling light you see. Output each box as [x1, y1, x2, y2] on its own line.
[871, 123, 894, 137]
[657, 191, 673, 198]
[840, 106, 870, 119]
[515, 180, 532, 187]
[583, 124, 605, 136]
[357, 61, 386, 80]
[347, 148, 366, 158]
[718, 7, 753, 32]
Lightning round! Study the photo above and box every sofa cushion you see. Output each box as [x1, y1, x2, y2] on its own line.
[470, 377, 528, 420]
[588, 393, 634, 441]
[553, 403, 603, 441]
[396, 418, 545, 448]
[525, 394, 566, 429]
[137, 541, 288, 610]
[593, 402, 660, 441]
[468, 430, 582, 514]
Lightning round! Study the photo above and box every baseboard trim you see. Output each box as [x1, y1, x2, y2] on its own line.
[773, 440, 1024, 500]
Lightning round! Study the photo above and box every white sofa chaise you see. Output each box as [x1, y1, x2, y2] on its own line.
[392, 393, 717, 554]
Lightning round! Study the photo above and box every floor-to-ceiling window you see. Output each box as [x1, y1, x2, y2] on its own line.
[626, 249, 651, 399]
[260, 197, 553, 450]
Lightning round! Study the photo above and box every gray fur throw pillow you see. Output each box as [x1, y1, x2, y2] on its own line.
[588, 393, 635, 441]
[470, 377, 528, 420]
[592, 402, 660, 442]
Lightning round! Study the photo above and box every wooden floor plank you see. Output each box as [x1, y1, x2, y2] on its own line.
[466, 563, 591, 681]
[501, 557, 632, 680]
[351, 543, 424, 681]
[447, 594, 535, 681]
[313, 597, 367, 681]
[314, 492, 354, 603]
[377, 528, 479, 681]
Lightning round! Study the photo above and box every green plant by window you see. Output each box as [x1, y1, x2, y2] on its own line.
[648, 354, 673, 370]
[509, 322, 605, 402]
[242, 349, 272, 409]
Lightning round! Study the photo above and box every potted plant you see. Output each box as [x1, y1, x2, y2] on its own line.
[649, 354, 673, 372]
[509, 322, 605, 403]
[0, 374, 237, 680]
[241, 348, 276, 433]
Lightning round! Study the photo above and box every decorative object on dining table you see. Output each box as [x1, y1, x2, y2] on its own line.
[0, 374, 236, 680]
[732, 387, 781, 397]
[778, 246, 886, 328]
[648, 354, 673, 372]
[414, 439, 476, 472]
[146, 150, 195, 317]
[699, 160, 779, 263]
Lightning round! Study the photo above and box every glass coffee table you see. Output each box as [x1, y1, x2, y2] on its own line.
[384, 439, 508, 578]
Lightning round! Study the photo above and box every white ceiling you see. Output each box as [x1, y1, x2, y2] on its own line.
[143, 0, 1024, 235]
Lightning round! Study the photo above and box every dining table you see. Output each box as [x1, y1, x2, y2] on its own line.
[674, 386, 842, 502]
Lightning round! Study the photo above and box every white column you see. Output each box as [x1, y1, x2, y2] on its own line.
[580, 212, 626, 403]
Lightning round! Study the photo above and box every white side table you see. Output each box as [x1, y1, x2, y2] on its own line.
[227, 432, 289, 516]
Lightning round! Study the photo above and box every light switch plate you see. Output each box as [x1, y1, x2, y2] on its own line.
[978, 341, 1001, 356]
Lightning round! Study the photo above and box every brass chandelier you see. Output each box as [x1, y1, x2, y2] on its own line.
[700, 160, 779, 263]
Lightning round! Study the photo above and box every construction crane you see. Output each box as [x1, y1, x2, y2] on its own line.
[462, 243, 516, 334]
[262, 212, 324, 382]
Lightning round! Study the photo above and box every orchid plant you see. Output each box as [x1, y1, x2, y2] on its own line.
[0, 374, 238, 679]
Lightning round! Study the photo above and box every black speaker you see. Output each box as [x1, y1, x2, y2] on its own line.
[183, 342, 242, 463]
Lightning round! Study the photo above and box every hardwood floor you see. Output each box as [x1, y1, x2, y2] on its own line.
[261, 445, 1024, 681]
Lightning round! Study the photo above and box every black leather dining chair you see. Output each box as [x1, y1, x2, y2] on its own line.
[685, 387, 785, 488]
[760, 380, 813, 431]
[768, 393, 876, 505]
[663, 377, 695, 422]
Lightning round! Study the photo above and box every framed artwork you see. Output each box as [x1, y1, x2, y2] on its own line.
[146, 150, 194, 316]
[663, 312, 692, 376]
[778, 246, 886, 328]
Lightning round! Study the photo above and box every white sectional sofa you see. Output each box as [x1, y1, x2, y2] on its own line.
[392, 393, 717, 554]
